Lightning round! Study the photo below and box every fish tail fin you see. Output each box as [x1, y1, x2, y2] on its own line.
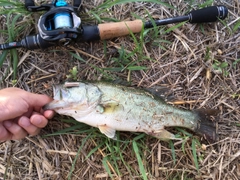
[193, 109, 219, 142]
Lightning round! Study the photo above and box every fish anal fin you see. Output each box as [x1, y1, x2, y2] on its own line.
[99, 124, 116, 139]
[150, 129, 182, 141]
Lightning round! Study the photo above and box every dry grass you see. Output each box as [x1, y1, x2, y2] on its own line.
[0, 0, 240, 179]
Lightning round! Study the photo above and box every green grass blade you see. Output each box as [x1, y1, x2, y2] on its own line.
[169, 140, 176, 165]
[90, 11, 102, 23]
[0, 0, 24, 6]
[0, 1, 28, 15]
[5, 10, 22, 80]
[192, 138, 199, 171]
[198, 0, 214, 8]
[8, 51, 17, 82]
[118, 143, 134, 176]
[44, 123, 86, 136]
[181, 140, 187, 154]
[102, 67, 123, 72]
[11, 13, 22, 38]
[68, 133, 92, 180]
[58, 117, 82, 124]
[114, 133, 134, 175]
[144, 10, 159, 38]
[165, 21, 186, 34]
[233, 59, 240, 69]
[132, 140, 147, 180]
[69, 52, 86, 62]
[0, 50, 8, 67]
[174, 128, 193, 154]
[175, 127, 193, 137]
[10, 49, 18, 80]
[105, 142, 121, 176]
[233, 20, 240, 33]
[98, 0, 173, 9]
[7, 11, 14, 42]
[103, 40, 107, 58]
[133, 133, 145, 141]
[0, 1, 22, 8]
[127, 66, 148, 71]
[103, 156, 113, 179]
[85, 142, 105, 159]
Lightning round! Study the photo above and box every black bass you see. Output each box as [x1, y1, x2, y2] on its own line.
[44, 82, 218, 141]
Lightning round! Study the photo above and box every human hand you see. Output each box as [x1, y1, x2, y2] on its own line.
[0, 87, 54, 141]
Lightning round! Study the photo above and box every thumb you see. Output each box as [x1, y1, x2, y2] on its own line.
[24, 93, 53, 112]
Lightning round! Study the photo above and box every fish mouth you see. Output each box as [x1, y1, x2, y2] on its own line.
[43, 100, 66, 111]
[43, 85, 66, 111]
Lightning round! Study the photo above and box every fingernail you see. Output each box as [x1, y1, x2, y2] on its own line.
[44, 110, 55, 119]
[3, 121, 12, 128]
[33, 116, 43, 125]
[19, 117, 31, 127]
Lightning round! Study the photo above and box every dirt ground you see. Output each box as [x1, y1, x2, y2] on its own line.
[0, 0, 239, 179]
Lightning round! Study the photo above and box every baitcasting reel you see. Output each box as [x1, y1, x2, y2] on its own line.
[20, 0, 82, 49]
[28, 0, 82, 42]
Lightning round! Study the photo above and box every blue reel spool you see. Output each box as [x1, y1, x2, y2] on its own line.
[54, 12, 73, 29]
[54, 0, 73, 29]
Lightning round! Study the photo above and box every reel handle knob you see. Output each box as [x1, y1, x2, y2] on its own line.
[73, 0, 82, 8]
[24, 0, 35, 8]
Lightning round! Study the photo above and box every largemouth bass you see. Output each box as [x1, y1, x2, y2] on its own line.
[44, 82, 218, 141]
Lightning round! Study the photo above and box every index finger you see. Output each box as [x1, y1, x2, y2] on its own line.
[24, 93, 53, 112]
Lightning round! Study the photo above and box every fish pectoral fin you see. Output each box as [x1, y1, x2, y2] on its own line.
[100, 100, 122, 113]
[98, 125, 116, 139]
[151, 129, 182, 141]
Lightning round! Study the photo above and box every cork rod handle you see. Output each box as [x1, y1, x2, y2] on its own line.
[98, 20, 143, 40]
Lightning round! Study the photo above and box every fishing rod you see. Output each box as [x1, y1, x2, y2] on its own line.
[0, 0, 228, 50]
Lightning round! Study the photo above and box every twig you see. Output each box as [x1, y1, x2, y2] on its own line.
[26, 73, 57, 84]
[69, 46, 104, 62]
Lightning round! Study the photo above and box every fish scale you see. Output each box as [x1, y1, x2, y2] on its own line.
[44, 81, 218, 141]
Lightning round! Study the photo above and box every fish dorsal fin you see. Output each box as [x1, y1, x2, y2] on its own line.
[144, 85, 175, 102]
[111, 79, 132, 86]
[99, 125, 116, 139]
